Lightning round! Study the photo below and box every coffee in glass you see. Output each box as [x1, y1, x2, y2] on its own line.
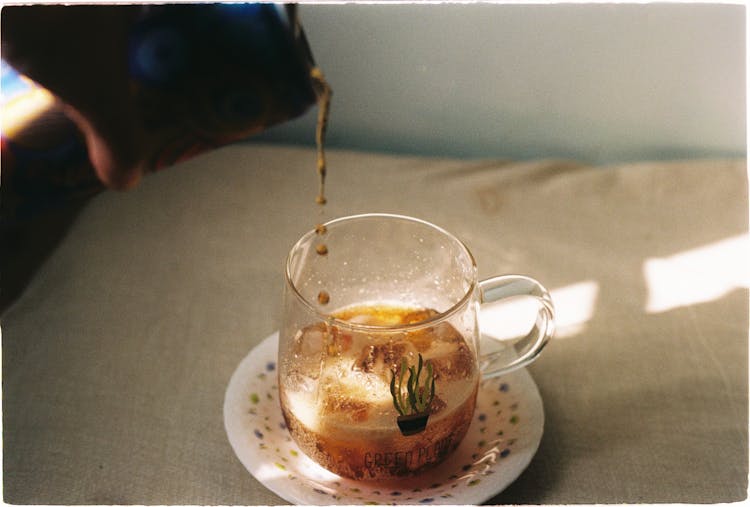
[279, 214, 554, 481]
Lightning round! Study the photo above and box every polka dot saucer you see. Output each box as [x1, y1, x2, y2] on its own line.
[224, 332, 544, 505]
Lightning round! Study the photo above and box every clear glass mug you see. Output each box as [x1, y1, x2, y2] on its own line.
[278, 213, 555, 481]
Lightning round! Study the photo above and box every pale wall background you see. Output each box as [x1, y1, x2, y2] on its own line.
[251, 3, 746, 164]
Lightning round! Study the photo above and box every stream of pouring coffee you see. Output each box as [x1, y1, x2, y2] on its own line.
[311, 67, 332, 306]
[311, 67, 331, 207]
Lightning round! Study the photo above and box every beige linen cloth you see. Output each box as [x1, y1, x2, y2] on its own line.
[2, 143, 747, 504]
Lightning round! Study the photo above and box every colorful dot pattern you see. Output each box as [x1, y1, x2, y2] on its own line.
[226, 335, 542, 505]
[224, 334, 544, 505]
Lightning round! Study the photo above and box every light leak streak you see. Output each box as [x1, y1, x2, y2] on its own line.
[1, 83, 56, 138]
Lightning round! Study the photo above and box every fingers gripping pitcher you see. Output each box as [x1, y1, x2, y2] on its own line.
[278, 214, 555, 481]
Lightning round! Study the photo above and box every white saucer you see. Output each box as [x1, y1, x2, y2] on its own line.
[223, 332, 544, 505]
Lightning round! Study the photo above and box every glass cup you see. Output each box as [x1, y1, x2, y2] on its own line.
[278, 213, 555, 481]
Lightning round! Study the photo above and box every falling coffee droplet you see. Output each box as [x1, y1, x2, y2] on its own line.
[315, 223, 327, 235]
[317, 290, 330, 305]
[316, 244, 328, 256]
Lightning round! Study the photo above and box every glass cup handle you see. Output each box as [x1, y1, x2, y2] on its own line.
[478, 274, 555, 379]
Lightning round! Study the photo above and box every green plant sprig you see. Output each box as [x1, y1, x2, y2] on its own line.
[390, 354, 436, 416]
